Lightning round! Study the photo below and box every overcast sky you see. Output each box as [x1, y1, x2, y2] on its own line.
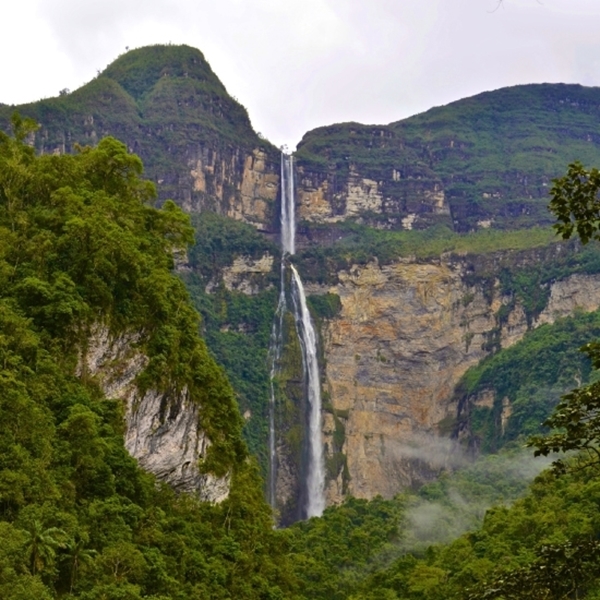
[2, 0, 600, 149]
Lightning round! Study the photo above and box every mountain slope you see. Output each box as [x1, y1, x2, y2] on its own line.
[295, 83, 600, 232]
[0, 45, 279, 230]
[0, 120, 296, 598]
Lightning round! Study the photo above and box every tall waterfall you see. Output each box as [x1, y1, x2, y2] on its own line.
[267, 288, 285, 509]
[267, 153, 325, 519]
[280, 152, 295, 255]
[290, 265, 326, 518]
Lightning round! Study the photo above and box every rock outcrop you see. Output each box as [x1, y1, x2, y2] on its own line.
[294, 85, 600, 233]
[205, 253, 275, 295]
[79, 326, 229, 502]
[535, 273, 600, 326]
[313, 256, 600, 504]
[296, 161, 450, 231]
[183, 147, 279, 231]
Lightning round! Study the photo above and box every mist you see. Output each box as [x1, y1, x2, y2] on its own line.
[400, 449, 555, 551]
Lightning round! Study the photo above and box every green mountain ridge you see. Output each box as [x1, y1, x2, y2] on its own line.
[296, 83, 600, 232]
[7, 45, 600, 236]
[0, 45, 278, 219]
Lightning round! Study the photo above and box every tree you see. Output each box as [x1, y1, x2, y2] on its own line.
[467, 538, 600, 600]
[470, 162, 600, 599]
[548, 161, 600, 244]
[24, 520, 67, 576]
[528, 162, 600, 472]
[62, 536, 96, 592]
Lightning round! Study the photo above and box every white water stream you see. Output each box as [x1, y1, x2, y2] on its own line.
[280, 152, 295, 255]
[290, 264, 326, 517]
[267, 285, 285, 509]
[268, 153, 325, 518]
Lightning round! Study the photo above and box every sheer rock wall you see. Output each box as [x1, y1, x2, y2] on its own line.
[79, 326, 229, 503]
[312, 260, 600, 504]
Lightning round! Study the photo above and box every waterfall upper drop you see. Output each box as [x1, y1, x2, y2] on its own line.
[280, 153, 295, 255]
[268, 152, 325, 520]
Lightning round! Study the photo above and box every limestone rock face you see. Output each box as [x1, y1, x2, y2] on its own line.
[183, 147, 278, 231]
[232, 149, 279, 228]
[296, 163, 450, 231]
[536, 273, 600, 325]
[317, 259, 600, 504]
[80, 327, 229, 502]
[206, 253, 274, 295]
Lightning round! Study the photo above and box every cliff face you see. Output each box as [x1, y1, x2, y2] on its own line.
[311, 256, 600, 504]
[297, 166, 448, 230]
[296, 140, 450, 232]
[174, 146, 278, 231]
[199, 238, 600, 509]
[536, 273, 600, 326]
[80, 326, 229, 502]
[295, 85, 600, 233]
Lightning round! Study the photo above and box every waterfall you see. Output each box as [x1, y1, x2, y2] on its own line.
[290, 264, 326, 518]
[280, 152, 295, 255]
[267, 152, 325, 519]
[267, 283, 285, 509]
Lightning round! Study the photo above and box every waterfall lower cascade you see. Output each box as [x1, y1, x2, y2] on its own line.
[267, 153, 326, 519]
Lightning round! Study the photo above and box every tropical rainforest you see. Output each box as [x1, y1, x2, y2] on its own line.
[3, 43, 600, 599]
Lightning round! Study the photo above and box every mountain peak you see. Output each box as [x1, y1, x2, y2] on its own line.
[100, 44, 227, 101]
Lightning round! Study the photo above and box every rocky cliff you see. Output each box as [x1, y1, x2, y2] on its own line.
[193, 234, 600, 509]
[295, 85, 600, 234]
[79, 326, 230, 502]
[313, 250, 600, 503]
[296, 149, 450, 231]
[11, 55, 600, 239]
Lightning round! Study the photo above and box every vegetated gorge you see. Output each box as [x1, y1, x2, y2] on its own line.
[5, 43, 600, 598]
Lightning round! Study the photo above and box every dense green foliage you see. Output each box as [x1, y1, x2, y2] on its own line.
[0, 122, 296, 598]
[456, 309, 600, 452]
[187, 211, 279, 281]
[180, 212, 280, 477]
[296, 84, 600, 232]
[285, 447, 555, 600]
[347, 465, 600, 599]
[550, 160, 600, 244]
[296, 223, 559, 283]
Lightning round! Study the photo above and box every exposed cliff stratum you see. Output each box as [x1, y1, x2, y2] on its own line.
[80, 326, 230, 502]
[314, 252, 600, 502]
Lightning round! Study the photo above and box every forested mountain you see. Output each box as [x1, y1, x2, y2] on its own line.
[295, 84, 600, 233]
[7, 47, 600, 236]
[0, 45, 280, 230]
[4, 44, 600, 598]
[0, 118, 292, 598]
